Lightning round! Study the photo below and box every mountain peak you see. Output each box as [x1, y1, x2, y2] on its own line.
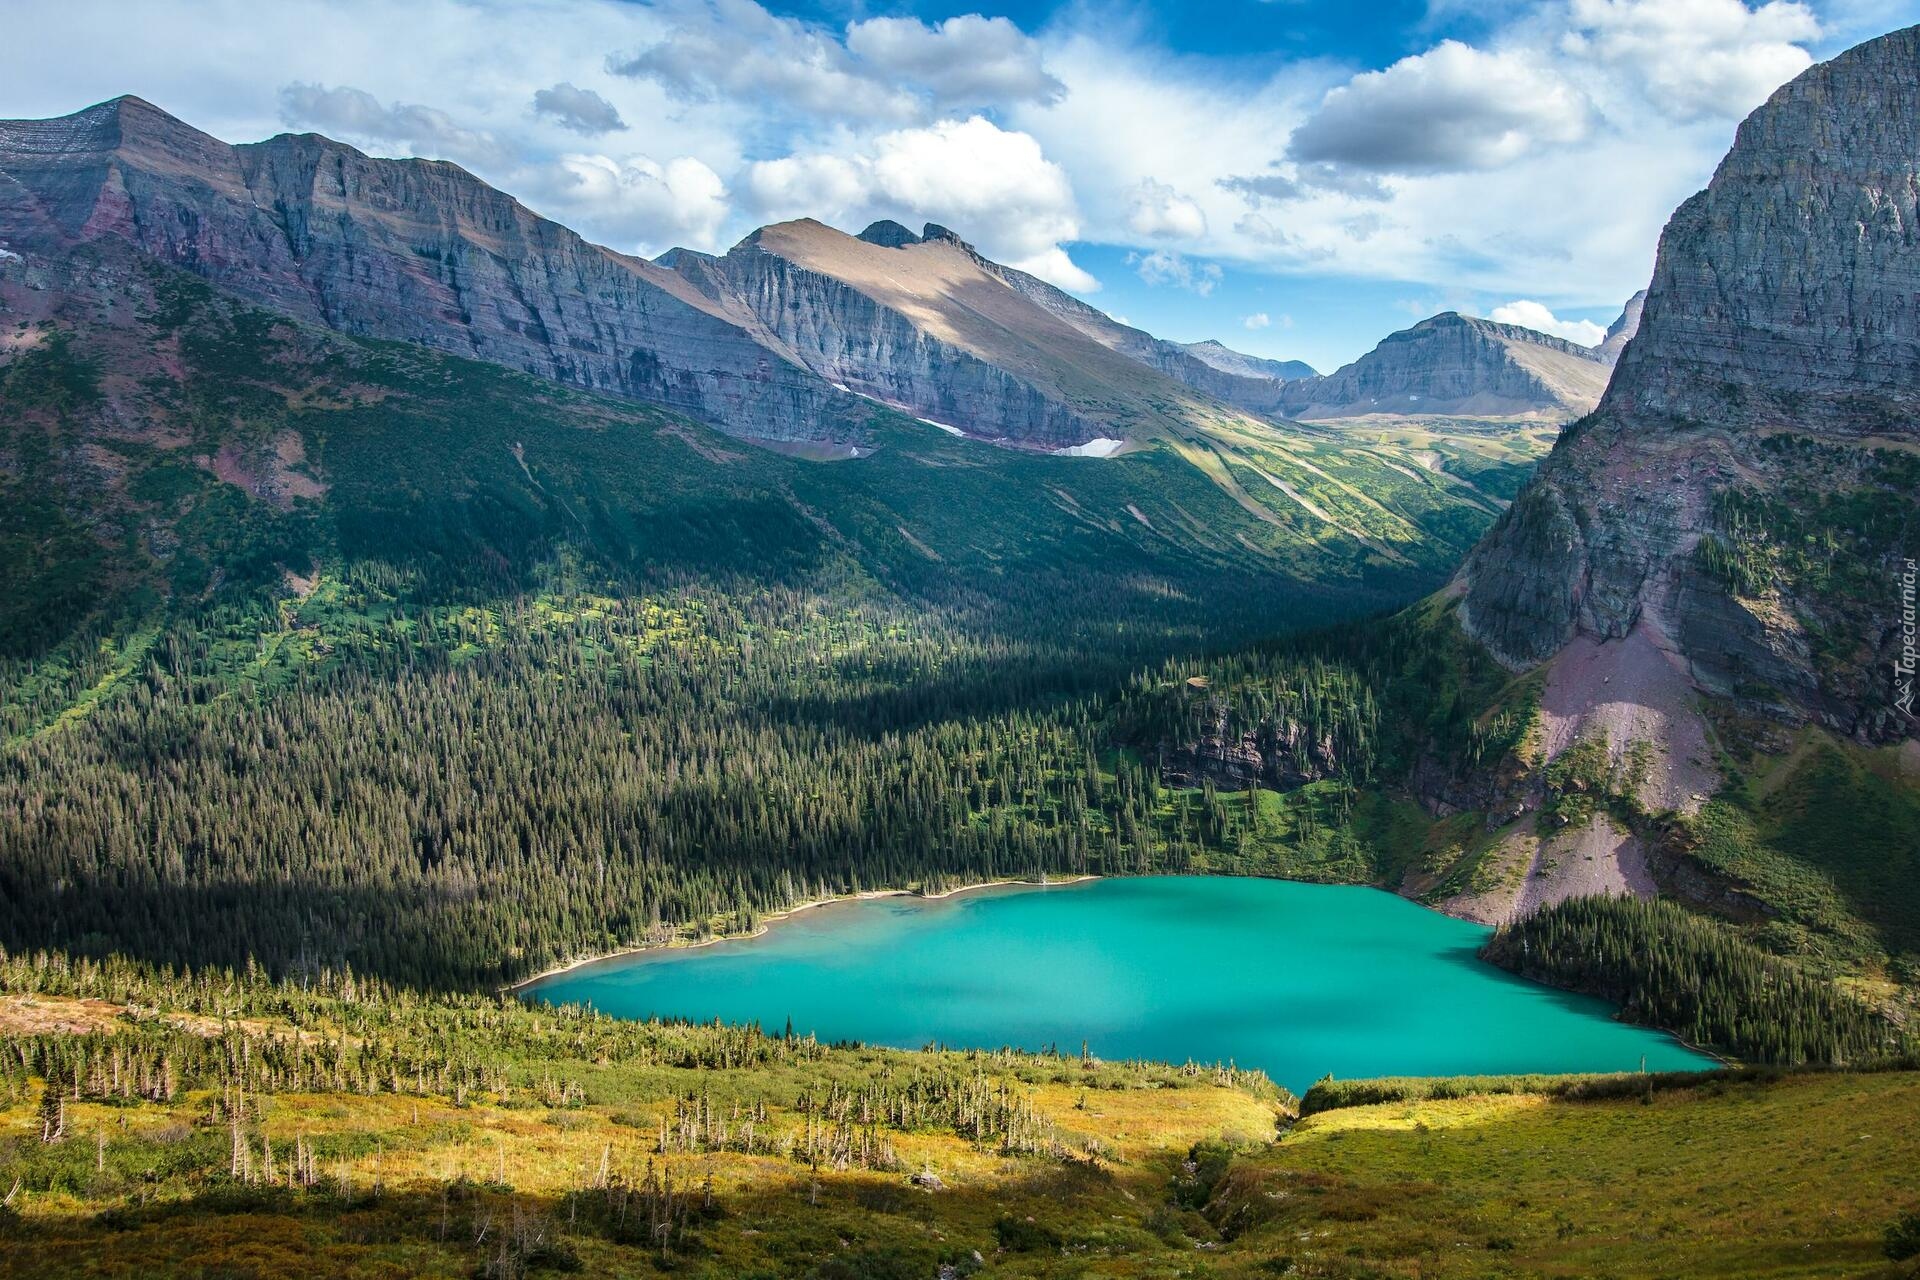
[1595, 289, 1647, 365]
[856, 220, 920, 248]
[1603, 23, 1920, 430]
[919, 223, 973, 251]
[1278, 308, 1609, 420]
[0, 93, 209, 157]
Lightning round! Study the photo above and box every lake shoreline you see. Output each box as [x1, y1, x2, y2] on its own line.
[514, 874, 1716, 1092]
[506, 873, 1102, 995]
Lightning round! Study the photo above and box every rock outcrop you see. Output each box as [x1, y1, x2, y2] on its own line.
[1595, 290, 1647, 365]
[1461, 26, 1920, 739]
[1274, 312, 1613, 420]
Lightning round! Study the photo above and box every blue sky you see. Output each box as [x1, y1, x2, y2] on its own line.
[6, 0, 1918, 369]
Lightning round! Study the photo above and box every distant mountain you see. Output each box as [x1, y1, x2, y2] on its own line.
[1179, 340, 1317, 382]
[1595, 290, 1647, 365]
[651, 216, 1292, 447]
[879, 222, 1315, 420]
[1274, 312, 1613, 420]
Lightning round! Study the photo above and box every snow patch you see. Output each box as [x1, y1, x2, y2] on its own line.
[0, 248, 20, 264]
[917, 417, 965, 437]
[1053, 437, 1126, 458]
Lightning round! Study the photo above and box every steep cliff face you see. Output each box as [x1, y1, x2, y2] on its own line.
[1276, 312, 1612, 420]
[1595, 290, 1647, 365]
[0, 96, 878, 442]
[1462, 26, 1920, 740]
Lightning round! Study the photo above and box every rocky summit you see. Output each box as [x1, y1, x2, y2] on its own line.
[1273, 311, 1613, 420]
[1595, 290, 1647, 366]
[1462, 25, 1920, 740]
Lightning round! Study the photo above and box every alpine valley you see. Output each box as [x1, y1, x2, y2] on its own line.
[0, 12, 1917, 1280]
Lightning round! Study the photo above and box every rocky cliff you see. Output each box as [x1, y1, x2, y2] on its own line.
[1461, 25, 1920, 741]
[1595, 290, 1647, 365]
[0, 96, 876, 442]
[1275, 312, 1613, 420]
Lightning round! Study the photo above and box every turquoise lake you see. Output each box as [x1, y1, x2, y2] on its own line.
[523, 876, 1711, 1093]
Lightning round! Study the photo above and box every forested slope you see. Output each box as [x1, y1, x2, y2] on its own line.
[0, 242, 1538, 988]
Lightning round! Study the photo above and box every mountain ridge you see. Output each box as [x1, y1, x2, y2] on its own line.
[0, 96, 1317, 451]
[1274, 310, 1614, 421]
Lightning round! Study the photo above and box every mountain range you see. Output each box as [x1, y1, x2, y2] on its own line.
[0, 94, 1627, 454]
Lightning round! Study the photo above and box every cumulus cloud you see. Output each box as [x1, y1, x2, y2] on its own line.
[1242, 312, 1271, 330]
[844, 14, 1063, 112]
[738, 153, 869, 217]
[1560, 0, 1818, 120]
[1287, 41, 1591, 174]
[1488, 299, 1607, 345]
[1007, 246, 1099, 293]
[278, 82, 504, 164]
[1133, 249, 1222, 296]
[612, 0, 1060, 124]
[548, 152, 730, 252]
[740, 117, 1093, 290]
[612, 0, 915, 122]
[1126, 178, 1207, 238]
[532, 82, 625, 135]
[1295, 163, 1393, 201]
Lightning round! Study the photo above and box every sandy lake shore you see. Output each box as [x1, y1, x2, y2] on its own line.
[506, 874, 1102, 994]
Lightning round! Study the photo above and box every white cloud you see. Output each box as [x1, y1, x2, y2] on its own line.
[278, 82, 505, 165]
[610, 0, 1060, 124]
[1561, 0, 1819, 120]
[1243, 312, 1272, 330]
[1134, 250, 1222, 296]
[1126, 178, 1208, 238]
[1488, 299, 1608, 345]
[844, 15, 1063, 112]
[1287, 41, 1591, 174]
[739, 153, 870, 220]
[549, 152, 730, 253]
[532, 82, 625, 135]
[1008, 246, 1099, 293]
[740, 117, 1093, 289]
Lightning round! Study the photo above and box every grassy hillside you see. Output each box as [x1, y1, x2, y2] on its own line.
[1, 954, 1915, 1279]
